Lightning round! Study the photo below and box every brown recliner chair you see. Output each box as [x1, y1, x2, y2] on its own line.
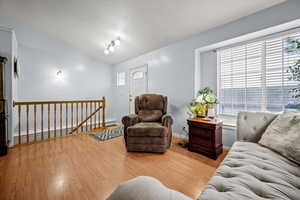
[122, 94, 173, 153]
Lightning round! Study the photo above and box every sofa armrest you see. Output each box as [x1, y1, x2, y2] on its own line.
[122, 114, 139, 128]
[237, 112, 278, 143]
[162, 115, 173, 127]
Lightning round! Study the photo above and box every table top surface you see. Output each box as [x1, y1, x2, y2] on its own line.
[187, 118, 223, 125]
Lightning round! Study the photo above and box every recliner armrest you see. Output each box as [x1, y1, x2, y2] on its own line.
[122, 114, 139, 127]
[162, 115, 173, 127]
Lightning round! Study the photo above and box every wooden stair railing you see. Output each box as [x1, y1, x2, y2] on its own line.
[13, 97, 106, 145]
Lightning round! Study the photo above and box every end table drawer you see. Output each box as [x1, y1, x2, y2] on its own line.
[189, 135, 212, 148]
[189, 126, 212, 140]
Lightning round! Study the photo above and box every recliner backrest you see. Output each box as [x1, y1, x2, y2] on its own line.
[135, 94, 168, 122]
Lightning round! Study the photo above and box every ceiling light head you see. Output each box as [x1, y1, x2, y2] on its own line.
[56, 70, 63, 80]
[109, 45, 115, 52]
[115, 38, 121, 47]
[104, 48, 110, 55]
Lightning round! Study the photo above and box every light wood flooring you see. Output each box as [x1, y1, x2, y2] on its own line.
[0, 127, 228, 200]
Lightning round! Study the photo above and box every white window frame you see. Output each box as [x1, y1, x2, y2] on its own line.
[217, 28, 300, 116]
[117, 71, 126, 87]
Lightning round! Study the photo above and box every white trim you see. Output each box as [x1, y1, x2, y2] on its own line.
[129, 64, 148, 113]
[218, 27, 300, 51]
[194, 51, 201, 97]
[195, 19, 300, 55]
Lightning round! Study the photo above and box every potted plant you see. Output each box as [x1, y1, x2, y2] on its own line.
[287, 59, 300, 109]
[188, 87, 218, 120]
[286, 39, 300, 109]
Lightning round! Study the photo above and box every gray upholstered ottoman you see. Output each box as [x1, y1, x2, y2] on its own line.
[106, 176, 192, 200]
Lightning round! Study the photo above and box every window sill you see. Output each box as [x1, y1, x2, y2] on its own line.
[217, 115, 237, 129]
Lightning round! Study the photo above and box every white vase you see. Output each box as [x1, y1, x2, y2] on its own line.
[207, 107, 216, 118]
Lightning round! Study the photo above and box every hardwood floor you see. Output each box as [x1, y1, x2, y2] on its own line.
[0, 128, 228, 200]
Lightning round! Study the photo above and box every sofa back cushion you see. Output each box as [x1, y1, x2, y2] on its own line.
[237, 112, 278, 143]
[259, 109, 300, 165]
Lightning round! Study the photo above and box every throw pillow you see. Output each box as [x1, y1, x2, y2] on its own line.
[259, 109, 300, 165]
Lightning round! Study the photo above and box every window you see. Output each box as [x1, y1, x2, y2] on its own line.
[117, 72, 125, 87]
[218, 29, 300, 115]
[132, 71, 144, 79]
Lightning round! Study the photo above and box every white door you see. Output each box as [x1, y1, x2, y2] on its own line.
[129, 65, 148, 114]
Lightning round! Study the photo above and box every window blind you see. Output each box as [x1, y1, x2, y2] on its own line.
[218, 30, 300, 115]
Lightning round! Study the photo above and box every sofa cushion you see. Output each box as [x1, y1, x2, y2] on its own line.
[106, 176, 192, 200]
[138, 110, 163, 122]
[259, 109, 300, 165]
[237, 112, 278, 143]
[127, 122, 167, 137]
[198, 142, 300, 200]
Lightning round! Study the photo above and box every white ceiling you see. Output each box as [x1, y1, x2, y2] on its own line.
[0, 0, 286, 64]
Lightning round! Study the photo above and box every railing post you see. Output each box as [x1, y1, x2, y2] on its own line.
[102, 96, 106, 128]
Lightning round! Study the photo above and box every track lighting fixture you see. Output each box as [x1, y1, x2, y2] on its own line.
[104, 37, 121, 55]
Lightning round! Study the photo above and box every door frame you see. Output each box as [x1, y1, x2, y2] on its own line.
[129, 64, 148, 113]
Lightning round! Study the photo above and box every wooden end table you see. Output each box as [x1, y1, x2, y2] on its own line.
[187, 118, 223, 159]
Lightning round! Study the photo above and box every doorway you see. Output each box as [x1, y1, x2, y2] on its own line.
[129, 65, 148, 114]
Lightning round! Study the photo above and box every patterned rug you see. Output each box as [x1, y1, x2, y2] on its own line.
[89, 127, 124, 141]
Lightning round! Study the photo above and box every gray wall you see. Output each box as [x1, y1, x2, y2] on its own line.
[112, 0, 300, 147]
[0, 17, 114, 140]
[200, 50, 217, 92]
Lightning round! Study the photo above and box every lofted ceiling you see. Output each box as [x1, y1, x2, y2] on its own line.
[0, 0, 286, 64]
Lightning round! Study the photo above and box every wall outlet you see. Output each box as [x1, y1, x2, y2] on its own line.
[182, 126, 188, 133]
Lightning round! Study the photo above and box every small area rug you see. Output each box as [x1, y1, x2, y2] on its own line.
[90, 127, 123, 141]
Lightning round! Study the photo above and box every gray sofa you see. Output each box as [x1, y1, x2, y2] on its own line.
[198, 111, 300, 200]
[107, 111, 300, 200]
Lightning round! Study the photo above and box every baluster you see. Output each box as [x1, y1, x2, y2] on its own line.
[71, 103, 73, 133]
[81, 103, 83, 132]
[98, 101, 101, 128]
[54, 104, 56, 137]
[60, 103, 62, 137]
[26, 104, 29, 143]
[94, 102, 96, 129]
[41, 104, 44, 140]
[85, 103, 88, 131]
[34, 104, 37, 141]
[66, 103, 68, 135]
[76, 103, 78, 133]
[48, 104, 50, 139]
[18, 105, 21, 144]
[90, 102, 92, 130]
[102, 97, 106, 127]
